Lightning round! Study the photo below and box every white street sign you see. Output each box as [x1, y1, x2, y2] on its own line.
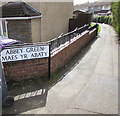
[1, 45, 49, 62]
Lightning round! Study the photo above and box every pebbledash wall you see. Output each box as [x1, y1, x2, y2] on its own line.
[3, 29, 97, 82]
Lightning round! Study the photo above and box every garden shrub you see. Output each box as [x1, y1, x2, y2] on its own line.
[93, 15, 112, 25]
[111, 2, 120, 36]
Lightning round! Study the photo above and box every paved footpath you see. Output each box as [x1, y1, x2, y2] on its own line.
[23, 24, 118, 114]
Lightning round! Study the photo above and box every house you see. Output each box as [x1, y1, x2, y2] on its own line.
[26, 2, 73, 42]
[0, 1, 73, 43]
[74, 2, 111, 16]
[0, 2, 41, 43]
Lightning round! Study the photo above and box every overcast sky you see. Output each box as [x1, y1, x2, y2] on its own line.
[74, 0, 97, 5]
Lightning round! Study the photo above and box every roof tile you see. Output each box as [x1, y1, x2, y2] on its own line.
[0, 2, 41, 18]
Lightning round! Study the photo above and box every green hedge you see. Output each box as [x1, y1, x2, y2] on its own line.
[111, 2, 120, 36]
[93, 16, 112, 25]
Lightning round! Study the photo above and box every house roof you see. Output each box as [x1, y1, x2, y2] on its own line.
[73, 9, 86, 13]
[74, 2, 111, 9]
[94, 10, 110, 14]
[73, 9, 91, 14]
[0, 2, 41, 18]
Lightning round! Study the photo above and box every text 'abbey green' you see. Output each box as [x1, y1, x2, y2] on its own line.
[1, 45, 49, 62]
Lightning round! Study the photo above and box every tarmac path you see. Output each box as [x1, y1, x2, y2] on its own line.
[23, 24, 118, 114]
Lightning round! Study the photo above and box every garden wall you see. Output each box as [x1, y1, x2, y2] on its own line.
[3, 29, 97, 82]
[69, 13, 92, 31]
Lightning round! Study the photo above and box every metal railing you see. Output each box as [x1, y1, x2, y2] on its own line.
[48, 24, 90, 51]
[88, 24, 98, 31]
[2, 24, 98, 51]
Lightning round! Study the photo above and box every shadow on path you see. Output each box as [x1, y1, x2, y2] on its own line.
[57, 36, 99, 81]
[3, 82, 49, 115]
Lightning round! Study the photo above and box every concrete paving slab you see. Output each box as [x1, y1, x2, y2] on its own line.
[22, 107, 50, 114]
[70, 73, 118, 114]
[94, 60, 113, 77]
[64, 108, 97, 114]
[45, 71, 91, 114]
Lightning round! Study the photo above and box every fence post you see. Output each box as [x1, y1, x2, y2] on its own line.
[96, 24, 99, 36]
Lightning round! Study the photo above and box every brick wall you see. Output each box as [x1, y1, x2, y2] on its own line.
[4, 58, 48, 82]
[3, 29, 97, 82]
[51, 30, 96, 73]
[7, 19, 32, 43]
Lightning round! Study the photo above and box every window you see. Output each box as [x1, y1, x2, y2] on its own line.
[102, 5, 110, 10]
[0, 20, 8, 40]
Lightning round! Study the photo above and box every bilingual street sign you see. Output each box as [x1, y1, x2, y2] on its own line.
[1, 45, 49, 62]
[1, 44, 51, 79]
